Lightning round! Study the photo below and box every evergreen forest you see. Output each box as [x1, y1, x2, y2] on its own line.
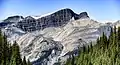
[66, 26, 120, 65]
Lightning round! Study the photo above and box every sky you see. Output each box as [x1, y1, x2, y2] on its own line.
[0, 0, 120, 22]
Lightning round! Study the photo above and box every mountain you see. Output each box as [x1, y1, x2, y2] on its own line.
[0, 16, 24, 27]
[17, 8, 89, 32]
[0, 8, 120, 65]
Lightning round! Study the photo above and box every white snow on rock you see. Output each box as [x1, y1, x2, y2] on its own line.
[32, 16, 42, 19]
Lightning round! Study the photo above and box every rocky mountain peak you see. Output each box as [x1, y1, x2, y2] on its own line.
[0, 16, 24, 27]
[79, 12, 89, 18]
[53, 8, 75, 16]
[0, 8, 90, 32]
[25, 16, 35, 20]
[4, 15, 24, 22]
[16, 8, 90, 32]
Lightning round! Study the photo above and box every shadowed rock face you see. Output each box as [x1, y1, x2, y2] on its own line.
[0, 16, 24, 27]
[4, 16, 24, 22]
[16, 8, 89, 32]
[0, 8, 89, 32]
[74, 12, 89, 20]
[79, 12, 89, 18]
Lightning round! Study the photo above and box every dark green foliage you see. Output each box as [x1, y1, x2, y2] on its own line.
[66, 26, 120, 65]
[118, 27, 120, 40]
[11, 41, 23, 65]
[0, 29, 32, 65]
[27, 59, 32, 65]
[71, 54, 75, 65]
[114, 26, 116, 34]
[23, 56, 27, 65]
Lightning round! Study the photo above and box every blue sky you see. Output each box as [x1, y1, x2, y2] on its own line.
[0, 0, 120, 22]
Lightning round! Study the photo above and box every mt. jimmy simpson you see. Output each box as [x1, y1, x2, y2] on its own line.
[0, 8, 120, 65]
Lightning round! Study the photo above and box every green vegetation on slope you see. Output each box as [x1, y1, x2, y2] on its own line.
[66, 26, 120, 65]
[0, 29, 32, 65]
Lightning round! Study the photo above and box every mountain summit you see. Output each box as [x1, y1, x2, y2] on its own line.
[17, 8, 89, 32]
[1, 8, 89, 32]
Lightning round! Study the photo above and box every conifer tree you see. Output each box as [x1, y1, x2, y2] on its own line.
[27, 59, 32, 65]
[118, 27, 120, 40]
[12, 41, 22, 65]
[23, 56, 27, 65]
[71, 54, 75, 65]
[114, 26, 116, 35]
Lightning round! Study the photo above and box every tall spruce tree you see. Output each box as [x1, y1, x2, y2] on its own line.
[118, 27, 120, 40]
[23, 56, 27, 65]
[27, 59, 32, 65]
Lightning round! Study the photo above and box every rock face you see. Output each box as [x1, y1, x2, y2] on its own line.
[3, 16, 24, 22]
[79, 12, 89, 18]
[0, 8, 119, 65]
[0, 16, 24, 27]
[17, 32, 63, 65]
[16, 18, 113, 65]
[17, 8, 89, 32]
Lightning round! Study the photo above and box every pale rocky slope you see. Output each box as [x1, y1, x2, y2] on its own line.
[10, 18, 114, 65]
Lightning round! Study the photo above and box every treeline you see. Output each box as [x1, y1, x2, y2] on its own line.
[66, 26, 120, 65]
[0, 30, 32, 65]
